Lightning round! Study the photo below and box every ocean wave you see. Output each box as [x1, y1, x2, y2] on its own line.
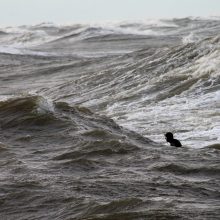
[45, 26, 159, 47]
[1, 18, 219, 57]
[82, 198, 143, 217]
[0, 95, 152, 153]
[149, 162, 220, 176]
[0, 30, 8, 35]
[0, 96, 59, 129]
[207, 143, 220, 150]
[53, 139, 139, 161]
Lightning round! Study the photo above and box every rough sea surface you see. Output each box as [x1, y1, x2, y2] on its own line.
[0, 18, 220, 219]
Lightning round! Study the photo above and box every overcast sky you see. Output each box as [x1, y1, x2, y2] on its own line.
[1, 0, 220, 26]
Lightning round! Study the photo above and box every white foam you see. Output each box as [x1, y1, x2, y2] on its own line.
[0, 26, 59, 48]
[58, 18, 178, 28]
[0, 95, 15, 102]
[86, 20, 171, 36]
[182, 32, 201, 44]
[104, 37, 220, 149]
[36, 97, 55, 115]
[0, 45, 56, 56]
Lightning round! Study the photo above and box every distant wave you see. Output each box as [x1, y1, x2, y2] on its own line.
[0, 30, 7, 35]
[0, 17, 219, 58]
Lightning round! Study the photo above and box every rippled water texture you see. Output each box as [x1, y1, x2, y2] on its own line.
[0, 18, 220, 219]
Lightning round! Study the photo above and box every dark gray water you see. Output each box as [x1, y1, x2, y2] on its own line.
[0, 18, 220, 219]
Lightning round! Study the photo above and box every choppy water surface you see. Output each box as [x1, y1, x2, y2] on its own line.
[0, 18, 220, 219]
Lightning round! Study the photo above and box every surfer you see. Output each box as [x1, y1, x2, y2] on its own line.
[165, 132, 182, 147]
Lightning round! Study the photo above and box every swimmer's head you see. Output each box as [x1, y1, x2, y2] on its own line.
[165, 132, 174, 142]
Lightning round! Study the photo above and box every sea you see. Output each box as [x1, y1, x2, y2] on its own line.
[0, 17, 220, 220]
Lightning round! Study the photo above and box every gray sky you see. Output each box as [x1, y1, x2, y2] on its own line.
[1, 0, 220, 26]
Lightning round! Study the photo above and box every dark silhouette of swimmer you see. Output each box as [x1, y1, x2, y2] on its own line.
[165, 132, 182, 147]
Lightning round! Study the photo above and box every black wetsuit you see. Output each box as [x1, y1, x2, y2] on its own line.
[169, 139, 182, 147]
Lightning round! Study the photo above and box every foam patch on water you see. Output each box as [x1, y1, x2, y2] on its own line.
[0, 95, 15, 102]
[27, 91, 55, 114]
[36, 97, 55, 115]
[0, 45, 56, 56]
[182, 32, 201, 44]
[85, 24, 161, 36]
